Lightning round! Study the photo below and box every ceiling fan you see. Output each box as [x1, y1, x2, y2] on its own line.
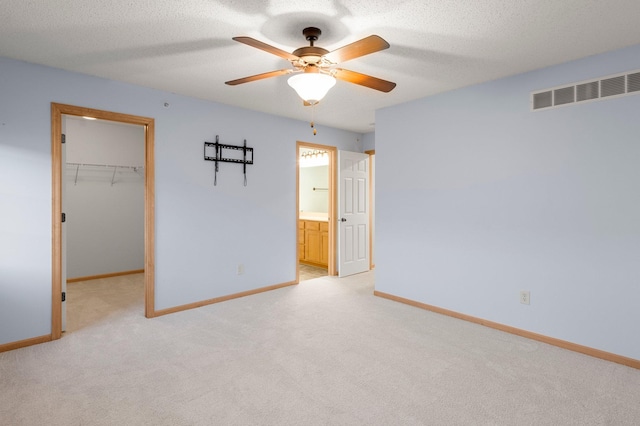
[225, 27, 396, 105]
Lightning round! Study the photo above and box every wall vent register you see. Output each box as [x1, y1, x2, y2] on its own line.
[532, 69, 640, 111]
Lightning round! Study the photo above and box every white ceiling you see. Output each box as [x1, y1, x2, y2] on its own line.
[2, 0, 640, 133]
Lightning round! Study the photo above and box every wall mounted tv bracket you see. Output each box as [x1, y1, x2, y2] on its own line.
[204, 135, 253, 186]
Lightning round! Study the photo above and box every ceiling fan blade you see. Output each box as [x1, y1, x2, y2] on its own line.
[232, 36, 299, 61]
[323, 35, 390, 64]
[225, 69, 293, 85]
[333, 69, 396, 93]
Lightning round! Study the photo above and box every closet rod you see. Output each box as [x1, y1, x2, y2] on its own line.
[67, 162, 144, 185]
[66, 162, 143, 171]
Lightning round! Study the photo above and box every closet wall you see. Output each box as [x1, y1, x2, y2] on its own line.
[65, 117, 144, 278]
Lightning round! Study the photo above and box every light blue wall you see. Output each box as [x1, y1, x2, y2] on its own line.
[0, 57, 362, 345]
[362, 132, 375, 151]
[376, 44, 640, 360]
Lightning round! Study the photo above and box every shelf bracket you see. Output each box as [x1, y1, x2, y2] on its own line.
[110, 166, 118, 186]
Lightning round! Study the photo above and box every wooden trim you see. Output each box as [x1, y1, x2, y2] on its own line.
[326, 143, 338, 277]
[51, 103, 63, 340]
[0, 335, 51, 353]
[328, 148, 337, 276]
[153, 281, 298, 317]
[67, 269, 145, 283]
[299, 260, 329, 269]
[366, 150, 375, 270]
[51, 103, 156, 331]
[144, 119, 156, 318]
[296, 144, 300, 283]
[374, 291, 640, 370]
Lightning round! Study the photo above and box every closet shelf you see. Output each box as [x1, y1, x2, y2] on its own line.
[66, 162, 144, 186]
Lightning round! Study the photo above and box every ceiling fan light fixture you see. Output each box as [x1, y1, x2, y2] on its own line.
[287, 72, 336, 104]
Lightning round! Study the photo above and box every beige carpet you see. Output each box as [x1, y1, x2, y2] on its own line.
[66, 273, 144, 332]
[1, 272, 639, 425]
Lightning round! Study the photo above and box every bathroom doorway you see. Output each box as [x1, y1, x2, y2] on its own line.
[297, 142, 336, 281]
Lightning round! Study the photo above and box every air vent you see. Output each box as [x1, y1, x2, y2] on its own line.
[533, 91, 552, 109]
[628, 72, 640, 93]
[576, 81, 599, 102]
[554, 87, 575, 106]
[532, 68, 640, 111]
[601, 76, 625, 97]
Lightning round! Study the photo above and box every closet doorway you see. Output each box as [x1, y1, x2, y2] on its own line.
[51, 103, 155, 341]
[297, 142, 336, 282]
[65, 115, 145, 332]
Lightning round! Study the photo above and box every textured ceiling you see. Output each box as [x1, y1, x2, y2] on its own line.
[2, 0, 640, 133]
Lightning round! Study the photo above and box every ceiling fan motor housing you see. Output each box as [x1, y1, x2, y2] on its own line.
[292, 28, 330, 65]
[292, 46, 330, 65]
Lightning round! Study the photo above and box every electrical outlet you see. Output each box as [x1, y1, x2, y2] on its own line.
[520, 291, 530, 305]
[237, 264, 244, 275]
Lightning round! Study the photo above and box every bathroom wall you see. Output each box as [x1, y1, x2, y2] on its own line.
[299, 165, 329, 213]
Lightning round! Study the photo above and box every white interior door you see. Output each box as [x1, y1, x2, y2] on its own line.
[61, 117, 67, 331]
[338, 150, 369, 277]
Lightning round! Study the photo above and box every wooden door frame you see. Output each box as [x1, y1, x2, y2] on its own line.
[296, 141, 337, 278]
[51, 103, 156, 340]
[365, 149, 375, 270]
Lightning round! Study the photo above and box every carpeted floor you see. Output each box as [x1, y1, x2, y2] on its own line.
[65, 274, 144, 333]
[1, 272, 639, 425]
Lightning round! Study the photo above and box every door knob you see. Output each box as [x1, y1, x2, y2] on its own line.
[341, 218, 347, 222]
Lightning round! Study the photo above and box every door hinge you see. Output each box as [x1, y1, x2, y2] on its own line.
[61, 213, 66, 223]
[62, 292, 66, 302]
[61, 134, 66, 144]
